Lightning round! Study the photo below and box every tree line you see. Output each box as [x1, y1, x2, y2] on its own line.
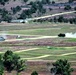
[33, 16, 76, 24]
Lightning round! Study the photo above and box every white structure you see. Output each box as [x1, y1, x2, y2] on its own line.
[11, 19, 24, 23]
[11, 19, 29, 23]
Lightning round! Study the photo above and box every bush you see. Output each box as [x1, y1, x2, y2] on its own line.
[31, 71, 38, 75]
[74, 7, 76, 10]
[64, 5, 71, 10]
[23, 0, 28, 3]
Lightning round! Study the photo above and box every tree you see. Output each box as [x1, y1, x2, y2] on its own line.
[3, 50, 14, 73]
[3, 50, 26, 75]
[23, 0, 28, 3]
[74, 6, 76, 10]
[58, 16, 64, 22]
[31, 2, 38, 13]
[1, 8, 12, 22]
[68, 0, 73, 3]
[51, 59, 73, 75]
[64, 5, 71, 10]
[52, 1, 55, 4]
[13, 54, 26, 75]
[2, 15, 12, 23]
[54, 17, 57, 22]
[38, 2, 44, 13]
[16, 60, 25, 75]
[31, 71, 38, 75]
[0, 55, 4, 75]
[16, 6, 21, 11]
[12, 6, 21, 14]
[41, 0, 50, 4]
[29, 1, 33, 5]
[0, 0, 9, 5]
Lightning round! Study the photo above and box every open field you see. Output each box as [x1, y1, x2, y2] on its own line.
[0, 22, 76, 75]
[0, 22, 76, 60]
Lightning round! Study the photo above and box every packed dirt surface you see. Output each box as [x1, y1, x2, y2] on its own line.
[4, 60, 76, 75]
[15, 48, 39, 53]
[0, 34, 76, 47]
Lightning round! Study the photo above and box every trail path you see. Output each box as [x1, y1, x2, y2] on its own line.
[21, 52, 76, 60]
[61, 52, 76, 56]
[25, 36, 58, 40]
[27, 11, 76, 21]
[15, 48, 39, 53]
[0, 48, 76, 60]
[5, 36, 58, 42]
[22, 55, 50, 60]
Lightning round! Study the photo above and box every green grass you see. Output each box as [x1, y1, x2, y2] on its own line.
[6, 26, 76, 36]
[0, 22, 76, 61]
[66, 38, 76, 42]
[0, 22, 76, 36]
[0, 46, 76, 60]
[42, 54, 76, 60]
[16, 46, 76, 60]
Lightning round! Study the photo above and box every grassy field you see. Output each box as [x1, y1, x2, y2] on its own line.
[16, 46, 76, 60]
[0, 22, 76, 61]
[0, 22, 76, 36]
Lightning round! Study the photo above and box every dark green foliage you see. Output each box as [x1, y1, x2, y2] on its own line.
[16, 6, 21, 11]
[13, 54, 26, 75]
[19, 9, 31, 19]
[63, 18, 68, 23]
[37, 1, 46, 14]
[41, 0, 50, 4]
[0, 0, 9, 5]
[0, 55, 4, 75]
[49, 8, 52, 11]
[52, 1, 55, 4]
[2, 15, 12, 23]
[15, 60, 25, 73]
[53, 17, 57, 22]
[31, 2, 38, 13]
[64, 5, 71, 10]
[51, 59, 73, 75]
[1, 8, 8, 16]
[74, 7, 76, 10]
[0, 8, 12, 22]
[12, 6, 21, 14]
[3, 50, 26, 74]
[23, 0, 28, 3]
[3, 50, 14, 72]
[31, 71, 38, 75]
[29, 1, 33, 5]
[38, 2, 43, 12]
[69, 18, 76, 24]
[68, 0, 73, 3]
[58, 16, 64, 22]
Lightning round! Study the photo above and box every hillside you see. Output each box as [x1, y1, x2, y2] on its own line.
[0, 0, 76, 22]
